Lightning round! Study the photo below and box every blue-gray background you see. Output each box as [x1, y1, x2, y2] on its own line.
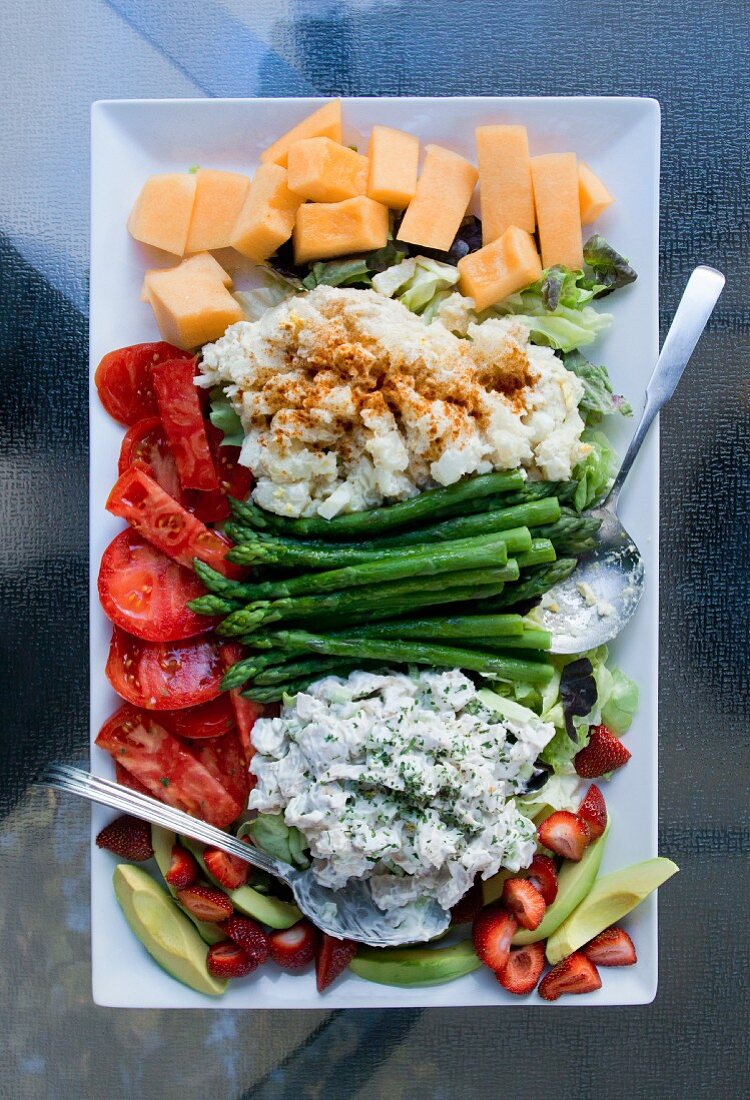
[1, 1, 748, 1096]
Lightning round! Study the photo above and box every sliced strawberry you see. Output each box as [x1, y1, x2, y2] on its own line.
[204, 845, 250, 890]
[575, 725, 632, 778]
[269, 920, 320, 972]
[206, 940, 257, 979]
[316, 932, 357, 992]
[526, 854, 558, 905]
[219, 915, 270, 965]
[502, 878, 546, 931]
[577, 784, 608, 839]
[538, 951, 602, 1000]
[538, 811, 591, 862]
[177, 883, 233, 923]
[472, 905, 518, 972]
[450, 879, 484, 925]
[497, 941, 546, 995]
[164, 843, 199, 889]
[96, 814, 153, 862]
[581, 926, 637, 967]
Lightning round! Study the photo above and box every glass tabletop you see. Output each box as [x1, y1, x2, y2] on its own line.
[1, 1, 747, 1095]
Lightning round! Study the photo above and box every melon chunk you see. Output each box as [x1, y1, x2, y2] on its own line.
[230, 163, 303, 261]
[397, 144, 478, 252]
[476, 125, 535, 243]
[260, 100, 343, 168]
[457, 225, 542, 312]
[185, 169, 250, 253]
[143, 254, 242, 350]
[287, 137, 368, 203]
[293, 195, 389, 264]
[367, 126, 420, 209]
[578, 162, 614, 224]
[530, 153, 584, 270]
[141, 252, 232, 302]
[127, 173, 197, 256]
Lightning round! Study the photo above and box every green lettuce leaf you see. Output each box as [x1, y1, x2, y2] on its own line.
[562, 350, 633, 424]
[599, 666, 640, 735]
[208, 387, 243, 448]
[243, 813, 310, 868]
[582, 235, 638, 296]
[572, 429, 618, 511]
[372, 254, 460, 314]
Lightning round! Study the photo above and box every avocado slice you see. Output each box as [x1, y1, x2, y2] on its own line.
[512, 816, 611, 946]
[181, 837, 302, 929]
[545, 856, 679, 964]
[349, 940, 480, 987]
[150, 826, 225, 945]
[113, 864, 227, 996]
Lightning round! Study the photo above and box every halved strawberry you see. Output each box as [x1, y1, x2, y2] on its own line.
[316, 932, 357, 992]
[207, 940, 257, 979]
[581, 926, 637, 967]
[575, 725, 631, 778]
[577, 784, 608, 839]
[538, 951, 602, 1000]
[177, 883, 233, 922]
[472, 905, 518, 972]
[497, 941, 546, 995]
[204, 843, 250, 890]
[450, 879, 484, 925]
[96, 814, 153, 862]
[526, 854, 558, 905]
[538, 811, 591, 861]
[165, 843, 199, 889]
[269, 920, 319, 972]
[502, 878, 546, 930]
[220, 915, 270, 966]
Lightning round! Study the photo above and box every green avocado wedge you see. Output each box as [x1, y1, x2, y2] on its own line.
[349, 940, 481, 987]
[512, 816, 611, 946]
[113, 864, 227, 996]
[150, 826, 225, 945]
[181, 837, 302, 929]
[545, 856, 679, 964]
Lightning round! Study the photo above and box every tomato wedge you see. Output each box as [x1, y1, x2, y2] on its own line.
[114, 760, 150, 795]
[98, 529, 212, 642]
[106, 626, 224, 711]
[106, 466, 240, 578]
[220, 643, 263, 768]
[96, 704, 243, 827]
[158, 694, 235, 740]
[190, 425, 254, 523]
[189, 729, 250, 808]
[118, 417, 186, 503]
[152, 358, 220, 493]
[95, 342, 193, 425]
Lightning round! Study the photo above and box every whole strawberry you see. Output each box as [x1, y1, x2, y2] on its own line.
[96, 814, 153, 862]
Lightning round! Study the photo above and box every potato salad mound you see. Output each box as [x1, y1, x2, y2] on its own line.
[248, 668, 556, 911]
[199, 286, 590, 519]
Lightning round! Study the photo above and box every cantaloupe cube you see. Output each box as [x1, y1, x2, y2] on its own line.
[293, 196, 389, 264]
[578, 162, 614, 224]
[287, 137, 368, 203]
[184, 169, 250, 253]
[457, 225, 542, 311]
[127, 173, 197, 256]
[530, 153, 584, 270]
[260, 100, 343, 168]
[141, 252, 233, 302]
[367, 126, 420, 209]
[476, 125, 535, 244]
[397, 144, 478, 253]
[230, 163, 303, 262]
[143, 257, 243, 350]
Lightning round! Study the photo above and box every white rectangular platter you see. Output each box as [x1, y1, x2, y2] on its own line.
[90, 96, 660, 1008]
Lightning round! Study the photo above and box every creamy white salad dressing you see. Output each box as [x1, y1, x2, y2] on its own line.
[249, 669, 555, 912]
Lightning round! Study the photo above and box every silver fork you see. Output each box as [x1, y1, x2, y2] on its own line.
[43, 764, 450, 947]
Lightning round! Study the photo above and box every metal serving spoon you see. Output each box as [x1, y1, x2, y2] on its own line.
[43, 764, 450, 947]
[543, 265, 725, 654]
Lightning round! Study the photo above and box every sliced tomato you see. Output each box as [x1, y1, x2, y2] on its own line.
[106, 626, 224, 711]
[158, 695, 235, 740]
[98, 529, 212, 642]
[118, 417, 186, 503]
[114, 760, 150, 796]
[95, 342, 193, 425]
[186, 425, 254, 524]
[106, 466, 241, 578]
[190, 729, 250, 808]
[152, 358, 220, 493]
[221, 643, 263, 769]
[96, 704, 243, 827]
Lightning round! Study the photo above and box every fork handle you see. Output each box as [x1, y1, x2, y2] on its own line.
[607, 265, 725, 508]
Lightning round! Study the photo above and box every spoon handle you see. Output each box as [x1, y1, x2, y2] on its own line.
[607, 264, 725, 507]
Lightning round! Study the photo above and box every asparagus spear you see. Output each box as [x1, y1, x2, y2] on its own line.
[478, 628, 552, 651]
[252, 655, 370, 686]
[227, 469, 525, 540]
[514, 539, 557, 568]
[363, 498, 560, 548]
[188, 593, 242, 617]
[472, 558, 578, 610]
[241, 669, 364, 704]
[339, 614, 526, 641]
[533, 508, 602, 556]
